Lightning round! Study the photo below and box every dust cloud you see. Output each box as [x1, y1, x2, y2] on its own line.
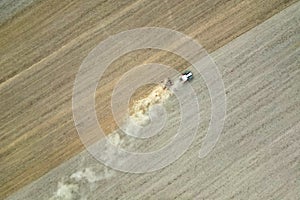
[129, 83, 174, 126]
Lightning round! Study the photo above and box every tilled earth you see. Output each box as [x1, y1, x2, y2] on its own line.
[1, 0, 299, 199]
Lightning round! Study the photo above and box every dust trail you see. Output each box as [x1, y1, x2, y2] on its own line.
[50, 80, 182, 200]
[118, 78, 186, 139]
[50, 167, 115, 200]
[129, 82, 175, 126]
[70, 167, 115, 183]
[49, 182, 80, 200]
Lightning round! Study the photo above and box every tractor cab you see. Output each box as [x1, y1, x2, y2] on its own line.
[180, 71, 193, 82]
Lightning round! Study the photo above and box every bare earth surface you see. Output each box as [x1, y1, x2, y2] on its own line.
[1, 0, 300, 199]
